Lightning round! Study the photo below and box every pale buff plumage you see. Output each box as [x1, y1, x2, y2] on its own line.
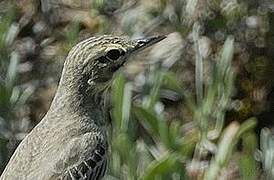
[0, 35, 165, 180]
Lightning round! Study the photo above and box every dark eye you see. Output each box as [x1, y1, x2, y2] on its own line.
[106, 49, 124, 61]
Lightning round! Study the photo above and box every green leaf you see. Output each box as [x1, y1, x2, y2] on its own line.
[235, 117, 257, 141]
[217, 36, 234, 82]
[162, 72, 196, 112]
[120, 83, 132, 131]
[204, 122, 240, 180]
[168, 121, 181, 149]
[145, 71, 163, 110]
[16, 86, 35, 106]
[239, 154, 258, 180]
[65, 20, 80, 47]
[134, 105, 160, 135]
[239, 132, 258, 180]
[0, 4, 15, 51]
[162, 72, 183, 92]
[5, 51, 19, 89]
[193, 22, 203, 105]
[158, 119, 170, 148]
[112, 74, 126, 130]
[141, 153, 178, 180]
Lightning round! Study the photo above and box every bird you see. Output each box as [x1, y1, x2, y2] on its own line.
[0, 35, 166, 180]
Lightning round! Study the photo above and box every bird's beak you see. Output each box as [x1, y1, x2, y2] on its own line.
[131, 35, 166, 53]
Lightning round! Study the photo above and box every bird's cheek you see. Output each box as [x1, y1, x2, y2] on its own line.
[110, 60, 126, 73]
[110, 64, 121, 72]
[96, 70, 113, 82]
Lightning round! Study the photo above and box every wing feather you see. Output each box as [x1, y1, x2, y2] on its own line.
[62, 144, 107, 180]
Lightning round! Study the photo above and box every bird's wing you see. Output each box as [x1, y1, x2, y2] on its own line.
[61, 143, 107, 180]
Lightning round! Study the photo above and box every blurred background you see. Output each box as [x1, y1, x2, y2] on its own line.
[1, 0, 274, 179]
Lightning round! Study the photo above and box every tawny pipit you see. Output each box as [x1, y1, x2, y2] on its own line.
[0, 35, 165, 180]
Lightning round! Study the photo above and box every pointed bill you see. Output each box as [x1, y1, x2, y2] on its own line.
[131, 35, 166, 53]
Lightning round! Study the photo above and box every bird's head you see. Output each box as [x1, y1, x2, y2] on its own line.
[66, 35, 165, 83]
[59, 35, 165, 106]
[46, 35, 166, 127]
[62, 35, 166, 92]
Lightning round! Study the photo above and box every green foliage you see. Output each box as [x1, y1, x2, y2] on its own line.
[63, 21, 81, 52]
[239, 132, 258, 180]
[1, 0, 274, 178]
[111, 71, 188, 179]
[258, 128, 274, 180]
[110, 36, 259, 179]
[0, 4, 33, 172]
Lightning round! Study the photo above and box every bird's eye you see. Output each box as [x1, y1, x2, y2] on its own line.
[105, 49, 125, 61]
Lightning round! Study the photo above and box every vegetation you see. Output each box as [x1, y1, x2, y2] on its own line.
[0, 0, 274, 179]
